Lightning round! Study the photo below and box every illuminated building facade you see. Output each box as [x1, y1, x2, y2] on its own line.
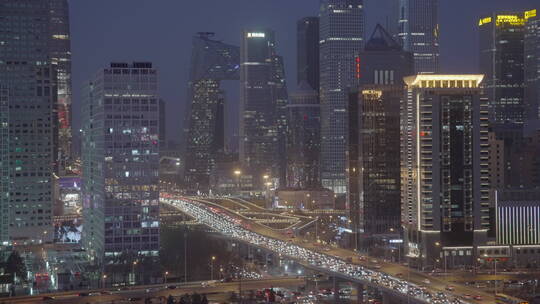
[297, 17, 320, 93]
[401, 75, 491, 267]
[184, 33, 239, 192]
[286, 82, 320, 189]
[49, 0, 72, 170]
[478, 11, 536, 124]
[525, 9, 540, 122]
[82, 62, 160, 263]
[496, 190, 540, 246]
[319, 0, 364, 194]
[240, 29, 288, 186]
[0, 1, 56, 244]
[398, 0, 440, 74]
[348, 86, 402, 249]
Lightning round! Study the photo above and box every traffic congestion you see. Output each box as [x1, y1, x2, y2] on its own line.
[161, 196, 471, 304]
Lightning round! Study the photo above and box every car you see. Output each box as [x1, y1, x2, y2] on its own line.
[446, 285, 455, 291]
[42, 296, 55, 301]
[78, 292, 89, 297]
[167, 285, 177, 289]
[463, 294, 472, 299]
[473, 295, 483, 300]
[128, 297, 142, 302]
[100, 291, 111, 295]
[395, 273, 404, 277]
[423, 279, 431, 284]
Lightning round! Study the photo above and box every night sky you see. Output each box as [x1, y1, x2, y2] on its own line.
[70, 0, 537, 146]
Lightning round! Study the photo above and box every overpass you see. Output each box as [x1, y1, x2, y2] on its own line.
[4, 277, 303, 304]
[161, 195, 495, 304]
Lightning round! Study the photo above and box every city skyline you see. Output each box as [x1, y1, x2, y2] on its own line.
[70, 0, 538, 145]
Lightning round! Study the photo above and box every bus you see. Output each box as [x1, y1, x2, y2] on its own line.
[495, 293, 529, 304]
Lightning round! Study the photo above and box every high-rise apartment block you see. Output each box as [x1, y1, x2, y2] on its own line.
[319, 0, 364, 194]
[398, 0, 440, 74]
[0, 0, 58, 244]
[240, 29, 288, 186]
[401, 75, 490, 266]
[82, 62, 160, 262]
[297, 17, 320, 92]
[184, 33, 239, 192]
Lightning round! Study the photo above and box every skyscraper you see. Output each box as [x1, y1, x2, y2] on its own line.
[401, 75, 490, 267]
[319, 0, 364, 194]
[240, 29, 288, 185]
[357, 24, 414, 86]
[297, 17, 320, 92]
[347, 25, 412, 249]
[82, 62, 160, 263]
[0, 0, 57, 244]
[525, 9, 540, 122]
[184, 33, 240, 192]
[398, 0, 440, 74]
[286, 82, 320, 189]
[49, 0, 73, 170]
[479, 11, 529, 124]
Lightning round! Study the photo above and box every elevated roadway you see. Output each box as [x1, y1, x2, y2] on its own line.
[161, 194, 498, 304]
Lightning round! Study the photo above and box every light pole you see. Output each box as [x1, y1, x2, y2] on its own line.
[132, 261, 138, 285]
[164, 271, 168, 283]
[211, 256, 216, 280]
[102, 274, 107, 288]
[234, 170, 242, 194]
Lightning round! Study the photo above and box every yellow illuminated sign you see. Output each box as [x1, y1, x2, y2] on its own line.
[525, 9, 537, 20]
[361, 90, 383, 99]
[496, 15, 524, 26]
[478, 17, 492, 26]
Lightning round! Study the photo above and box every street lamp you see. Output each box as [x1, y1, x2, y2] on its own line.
[164, 271, 169, 283]
[102, 274, 107, 288]
[234, 170, 242, 193]
[211, 256, 216, 280]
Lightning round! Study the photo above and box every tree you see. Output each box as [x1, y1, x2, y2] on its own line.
[5, 251, 26, 281]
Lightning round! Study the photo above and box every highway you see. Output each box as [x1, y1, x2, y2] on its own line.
[3, 277, 303, 304]
[161, 194, 499, 304]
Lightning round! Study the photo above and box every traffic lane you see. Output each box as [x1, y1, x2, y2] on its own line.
[7, 278, 304, 304]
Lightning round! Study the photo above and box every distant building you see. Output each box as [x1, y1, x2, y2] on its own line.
[0, 0, 57, 244]
[401, 75, 490, 267]
[240, 29, 288, 187]
[319, 0, 364, 194]
[49, 0, 73, 169]
[525, 9, 540, 123]
[478, 11, 537, 124]
[347, 26, 411, 249]
[159, 99, 166, 149]
[82, 62, 160, 263]
[488, 124, 540, 190]
[297, 17, 320, 93]
[397, 0, 440, 74]
[286, 82, 320, 189]
[357, 24, 414, 86]
[348, 86, 402, 249]
[184, 33, 240, 193]
[496, 189, 540, 245]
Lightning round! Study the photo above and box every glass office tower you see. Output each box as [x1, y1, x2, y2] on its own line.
[184, 33, 240, 193]
[0, 0, 56, 244]
[82, 62, 160, 263]
[297, 17, 320, 93]
[319, 0, 364, 194]
[398, 0, 440, 74]
[240, 29, 288, 186]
